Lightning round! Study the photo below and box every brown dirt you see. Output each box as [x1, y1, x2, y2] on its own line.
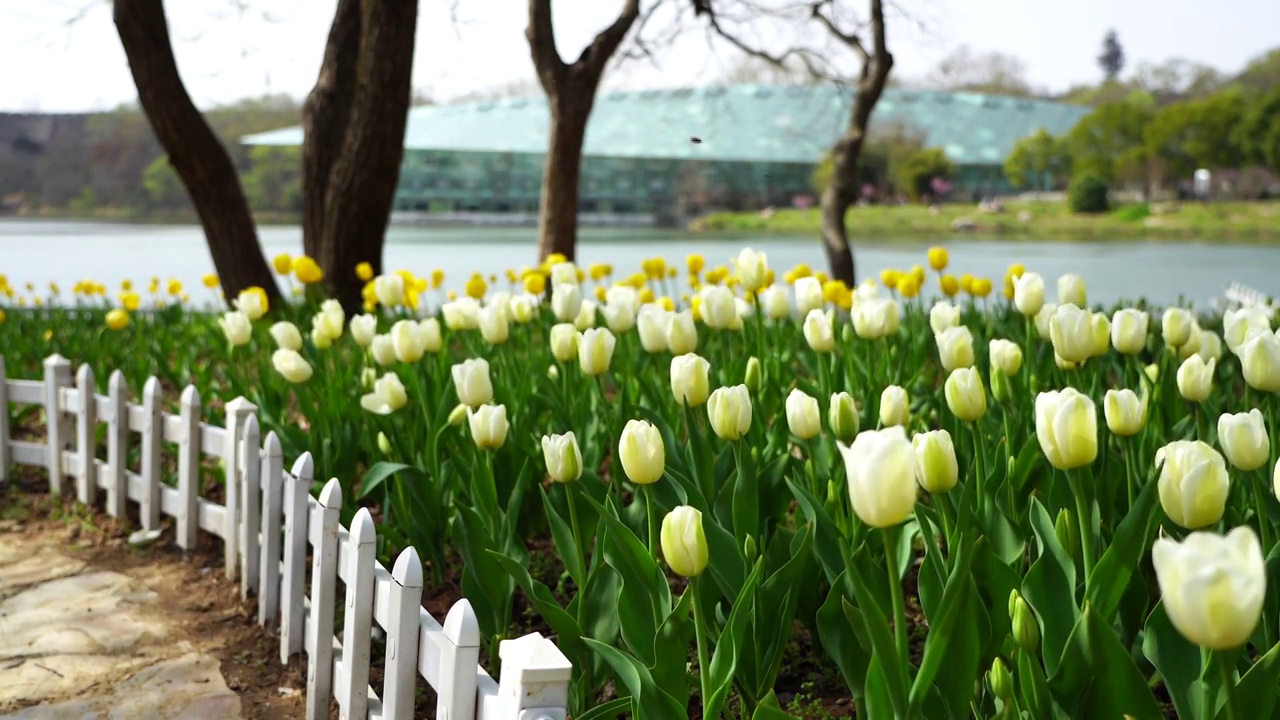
[1, 472, 305, 719]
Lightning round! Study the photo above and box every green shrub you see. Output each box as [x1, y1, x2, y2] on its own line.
[894, 148, 955, 201]
[1068, 173, 1110, 213]
[1115, 203, 1151, 222]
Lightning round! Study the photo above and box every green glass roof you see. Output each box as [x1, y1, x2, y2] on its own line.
[241, 84, 1089, 166]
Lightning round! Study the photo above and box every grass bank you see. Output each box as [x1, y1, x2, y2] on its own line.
[691, 199, 1280, 242]
[3, 206, 301, 226]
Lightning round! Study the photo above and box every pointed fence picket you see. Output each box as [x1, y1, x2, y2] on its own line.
[0, 354, 573, 720]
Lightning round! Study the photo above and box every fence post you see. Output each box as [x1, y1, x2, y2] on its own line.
[258, 431, 284, 627]
[176, 386, 201, 551]
[43, 354, 72, 496]
[439, 600, 482, 720]
[240, 415, 261, 600]
[338, 507, 377, 720]
[139, 377, 162, 531]
[383, 546, 423, 720]
[0, 355, 10, 486]
[74, 364, 96, 506]
[106, 371, 129, 519]
[223, 396, 257, 581]
[306, 478, 342, 720]
[497, 633, 573, 720]
[281, 452, 313, 664]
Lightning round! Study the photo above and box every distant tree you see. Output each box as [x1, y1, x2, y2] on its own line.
[1133, 58, 1224, 103]
[1066, 96, 1153, 184]
[526, 0, 641, 263]
[895, 148, 953, 201]
[927, 45, 1034, 96]
[1233, 48, 1280, 95]
[1099, 30, 1125, 82]
[695, 0, 896, 286]
[242, 147, 303, 213]
[1234, 88, 1280, 175]
[1058, 79, 1137, 106]
[141, 156, 187, 209]
[1004, 129, 1071, 191]
[721, 54, 814, 85]
[1144, 89, 1246, 181]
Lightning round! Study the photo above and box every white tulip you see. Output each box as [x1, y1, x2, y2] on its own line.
[1152, 526, 1265, 650]
[785, 389, 821, 440]
[839, 426, 918, 528]
[349, 314, 377, 347]
[936, 326, 975, 372]
[269, 321, 303, 351]
[929, 301, 961, 335]
[551, 283, 582, 322]
[1013, 272, 1045, 317]
[271, 348, 312, 383]
[452, 358, 493, 408]
[803, 309, 836, 353]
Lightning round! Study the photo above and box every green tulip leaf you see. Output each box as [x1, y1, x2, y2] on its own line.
[703, 559, 765, 720]
[731, 442, 760, 546]
[1016, 642, 1053, 718]
[1086, 477, 1159, 622]
[744, 526, 813, 699]
[786, 478, 845, 584]
[816, 579, 870, 698]
[1141, 601, 1200, 720]
[582, 638, 689, 720]
[1223, 638, 1280, 720]
[574, 697, 632, 720]
[1049, 604, 1163, 720]
[843, 544, 910, 718]
[539, 486, 586, 586]
[489, 550, 586, 664]
[651, 587, 695, 700]
[1022, 498, 1079, 677]
[355, 461, 419, 500]
[451, 505, 515, 640]
[910, 536, 981, 716]
[749, 690, 800, 720]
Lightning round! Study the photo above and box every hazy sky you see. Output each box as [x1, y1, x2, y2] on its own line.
[2, 0, 1276, 113]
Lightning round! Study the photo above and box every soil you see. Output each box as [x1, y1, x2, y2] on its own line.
[0, 469, 306, 719]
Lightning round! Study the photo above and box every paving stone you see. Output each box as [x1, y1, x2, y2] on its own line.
[0, 572, 163, 662]
[0, 549, 87, 598]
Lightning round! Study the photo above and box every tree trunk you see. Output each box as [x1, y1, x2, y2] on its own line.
[537, 97, 591, 262]
[301, 0, 361, 260]
[527, 0, 640, 264]
[113, 0, 280, 307]
[317, 0, 420, 312]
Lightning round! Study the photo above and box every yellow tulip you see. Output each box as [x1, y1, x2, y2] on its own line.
[105, 309, 130, 331]
[466, 274, 488, 300]
[355, 262, 373, 281]
[927, 246, 948, 271]
[940, 274, 960, 298]
[201, 273, 219, 288]
[273, 253, 293, 275]
[294, 256, 324, 284]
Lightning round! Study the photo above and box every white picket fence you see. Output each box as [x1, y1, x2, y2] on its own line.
[0, 354, 573, 720]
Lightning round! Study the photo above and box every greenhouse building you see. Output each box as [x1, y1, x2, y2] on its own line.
[242, 84, 1089, 224]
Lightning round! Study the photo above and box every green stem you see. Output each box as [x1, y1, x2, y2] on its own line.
[882, 525, 908, 663]
[691, 577, 714, 719]
[1071, 470, 1096, 586]
[972, 421, 986, 516]
[1217, 651, 1241, 720]
[567, 483, 587, 584]
[644, 485, 659, 560]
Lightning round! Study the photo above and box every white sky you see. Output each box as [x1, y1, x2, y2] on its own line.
[1, 0, 1277, 113]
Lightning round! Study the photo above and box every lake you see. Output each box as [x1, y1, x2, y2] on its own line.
[2, 219, 1278, 309]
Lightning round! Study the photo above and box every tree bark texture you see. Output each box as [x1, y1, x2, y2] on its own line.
[113, 0, 280, 306]
[300, 0, 361, 260]
[316, 0, 420, 311]
[527, 0, 640, 263]
[818, 0, 893, 287]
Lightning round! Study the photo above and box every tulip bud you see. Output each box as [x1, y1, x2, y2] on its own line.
[310, 325, 334, 350]
[670, 353, 711, 407]
[373, 431, 392, 456]
[879, 385, 910, 428]
[271, 348, 313, 383]
[314, 299, 345, 341]
[1152, 526, 1265, 650]
[803, 309, 836, 353]
[1057, 273, 1086, 307]
[1055, 508, 1076, 561]
[1013, 272, 1045, 316]
[661, 506, 709, 578]
[1162, 307, 1194, 349]
[1110, 308, 1148, 355]
[935, 326, 975, 372]
[447, 403, 468, 426]
[990, 367, 1013, 406]
[349, 314, 377, 347]
[1156, 440, 1230, 529]
[989, 339, 1022, 376]
[929, 301, 961, 335]
[743, 534, 758, 563]
[370, 334, 396, 367]
[1218, 409, 1270, 472]
[361, 367, 377, 390]
[786, 389, 822, 440]
[828, 392, 860, 444]
[708, 385, 753, 441]
[269, 321, 303, 351]
[989, 658, 1014, 701]
[547, 364, 559, 380]
[451, 358, 494, 408]
[467, 404, 509, 450]
[578, 327, 617, 376]
[744, 356, 762, 393]
[1009, 590, 1040, 653]
[1103, 388, 1147, 437]
[549, 323, 579, 363]
[619, 419, 665, 485]
[541, 432, 583, 483]
[1034, 388, 1097, 470]
[1238, 332, 1280, 392]
[912, 430, 958, 494]
[945, 367, 987, 422]
[667, 310, 698, 355]
[1088, 312, 1110, 358]
[1176, 355, 1216, 402]
[839, 426, 919, 528]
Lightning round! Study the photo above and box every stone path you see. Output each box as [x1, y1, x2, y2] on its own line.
[0, 514, 302, 720]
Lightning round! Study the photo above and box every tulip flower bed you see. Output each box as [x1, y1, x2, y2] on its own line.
[4, 249, 1280, 720]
